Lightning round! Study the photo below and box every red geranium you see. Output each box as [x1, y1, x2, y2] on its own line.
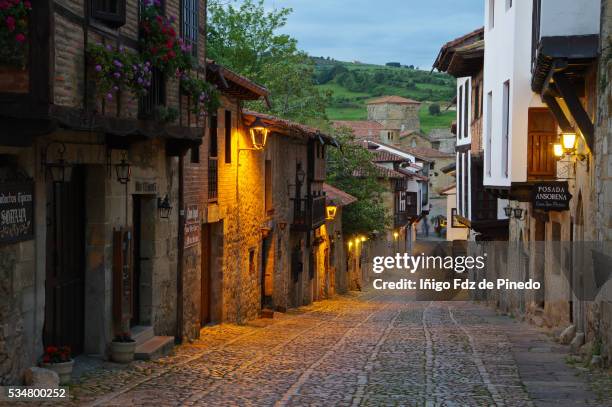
[42, 345, 72, 364]
[0, 0, 31, 66]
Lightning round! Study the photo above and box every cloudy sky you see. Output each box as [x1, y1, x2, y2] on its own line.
[269, 0, 484, 68]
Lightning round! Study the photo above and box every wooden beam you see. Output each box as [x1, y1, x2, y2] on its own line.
[542, 93, 573, 132]
[553, 71, 594, 151]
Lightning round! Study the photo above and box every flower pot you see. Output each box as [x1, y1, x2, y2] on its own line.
[41, 359, 74, 385]
[111, 340, 136, 363]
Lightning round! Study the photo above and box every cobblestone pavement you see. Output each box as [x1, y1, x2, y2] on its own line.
[10, 289, 611, 407]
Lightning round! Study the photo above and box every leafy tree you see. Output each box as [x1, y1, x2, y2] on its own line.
[207, 0, 329, 124]
[326, 126, 390, 237]
[428, 103, 441, 116]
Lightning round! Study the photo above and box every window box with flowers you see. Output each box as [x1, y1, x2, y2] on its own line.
[0, 0, 31, 93]
[40, 346, 73, 385]
[179, 75, 221, 117]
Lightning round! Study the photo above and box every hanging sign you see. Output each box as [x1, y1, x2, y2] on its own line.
[532, 182, 572, 211]
[0, 182, 34, 244]
[184, 205, 200, 248]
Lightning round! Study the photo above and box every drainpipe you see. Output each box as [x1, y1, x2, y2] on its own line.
[176, 154, 184, 342]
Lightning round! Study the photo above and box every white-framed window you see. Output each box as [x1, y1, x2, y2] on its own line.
[486, 91, 493, 176]
[488, 0, 495, 29]
[505, 0, 512, 10]
[502, 80, 510, 178]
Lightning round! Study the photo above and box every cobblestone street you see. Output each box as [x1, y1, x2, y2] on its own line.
[13, 289, 610, 407]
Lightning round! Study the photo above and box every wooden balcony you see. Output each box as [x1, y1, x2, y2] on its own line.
[292, 195, 326, 231]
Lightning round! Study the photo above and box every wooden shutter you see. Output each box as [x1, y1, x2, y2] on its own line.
[527, 108, 557, 179]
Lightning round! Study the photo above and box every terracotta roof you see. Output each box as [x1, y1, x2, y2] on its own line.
[206, 60, 270, 106]
[432, 27, 484, 73]
[363, 140, 433, 162]
[242, 110, 338, 146]
[333, 120, 384, 139]
[371, 149, 409, 163]
[401, 146, 454, 159]
[323, 183, 357, 207]
[353, 163, 405, 179]
[398, 167, 428, 181]
[366, 96, 421, 105]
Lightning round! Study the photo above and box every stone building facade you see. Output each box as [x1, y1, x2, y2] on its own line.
[0, 0, 206, 383]
[366, 96, 422, 133]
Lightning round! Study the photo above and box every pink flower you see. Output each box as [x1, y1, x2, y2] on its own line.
[6, 16, 15, 32]
[24, 0, 31, 8]
[15, 33, 25, 43]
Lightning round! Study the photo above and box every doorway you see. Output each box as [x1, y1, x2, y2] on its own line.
[261, 234, 273, 309]
[201, 224, 211, 326]
[131, 195, 155, 327]
[44, 168, 86, 354]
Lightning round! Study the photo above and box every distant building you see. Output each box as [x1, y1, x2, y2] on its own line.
[366, 96, 421, 133]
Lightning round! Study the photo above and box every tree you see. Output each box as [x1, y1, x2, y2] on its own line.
[207, 0, 329, 125]
[326, 126, 390, 237]
[429, 103, 441, 116]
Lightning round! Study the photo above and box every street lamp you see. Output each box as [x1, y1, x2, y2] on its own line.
[43, 142, 73, 183]
[513, 207, 525, 220]
[157, 194, 172, 219]
[504, 205, 513, 218]
[249, 118, 270, 150]
[115, 152, 132, 184]
[326, 202, 338, 220]
[562, 132, 577, 152]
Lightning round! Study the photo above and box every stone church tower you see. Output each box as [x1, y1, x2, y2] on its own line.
[366, 96, 421, 133]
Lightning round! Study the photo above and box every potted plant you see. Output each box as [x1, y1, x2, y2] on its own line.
[111, 332, 136, 363]
[40, 346, 73, 385]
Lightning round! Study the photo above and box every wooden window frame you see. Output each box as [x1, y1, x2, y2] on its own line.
[91, 0, 126, 28]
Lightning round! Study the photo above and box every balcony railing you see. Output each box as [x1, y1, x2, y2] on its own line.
[292, 195, 326, 230]
[208, 158, 218, 201]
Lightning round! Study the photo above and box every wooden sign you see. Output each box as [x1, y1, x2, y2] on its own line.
[184, 205, 200, 248]
[532, 182, 572, 211]
[0, 182, 34, 244]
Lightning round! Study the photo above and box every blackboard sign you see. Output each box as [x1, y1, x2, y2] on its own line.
[0, 182, 34, 244]
[532, 182, 572, 211]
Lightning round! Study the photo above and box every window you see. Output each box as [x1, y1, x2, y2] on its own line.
[265, 160, 272, 214]
[458, 84, 463, 139]
[506, 0, 512, 10]
[488, 0, 495, 29]
[224, 110, 232, 163]
[457, 153, 462, 214]
[209, 113, 218, 157]
[463, 152, 469, 216]
[463, 79, 469, 138]
[502, 80, 510, 177]
[91, 0, 126, 27]
[486, 92, 493, 176]
[181, 0, 198, 58]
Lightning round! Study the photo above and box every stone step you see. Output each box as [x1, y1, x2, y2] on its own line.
[260, 309, 275, 319]
[131, 325, 154, 346]
[135, 336, 175, 360]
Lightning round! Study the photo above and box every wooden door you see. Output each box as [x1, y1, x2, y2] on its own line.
[44, 169, 85, 354]
[528, 108, 557, 179]
[200, 224, 211, 326]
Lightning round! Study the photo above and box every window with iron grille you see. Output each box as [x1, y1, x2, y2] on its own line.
[91, 0, 126, 27]
[139, 67, 166, 119]
[182, 0, 198, 58]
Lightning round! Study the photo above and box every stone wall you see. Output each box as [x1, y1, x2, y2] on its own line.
[367, 103, 421, 132]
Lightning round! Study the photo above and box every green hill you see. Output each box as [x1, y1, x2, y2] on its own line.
[313, 58, 456, 134]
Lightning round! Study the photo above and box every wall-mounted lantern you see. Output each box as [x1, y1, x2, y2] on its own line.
[326, 202, 338, 220]
[554, 132, 587, 161]
[393, 231, 399, 240]
[360, 236, 367, 243]
[157, 194, 172, 219]
[249, 118, 270, 150]
[513, 207, 525, 220]
[43, 142, 73, 183]
[115, 152, 132, 184]
[296, 166, 306, 184]
[348, 240, 353, 250]
[504, 205, 513, 218]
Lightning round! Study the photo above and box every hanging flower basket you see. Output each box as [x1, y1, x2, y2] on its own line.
[87, 43, 152, 101]
[0, 0, 31, 68]
[140, 0, 194, 76]
[180, 75, 221, 116]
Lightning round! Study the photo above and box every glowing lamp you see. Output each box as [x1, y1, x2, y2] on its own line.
[553, 143, 564, 158]
[348, 240, 353, 249]
[360, 236, 366, 242]
[562, 132, 577, 151]
[393, 231, 399, 240]
[249, 118, 269, 150]
[326, 204, 338, 220]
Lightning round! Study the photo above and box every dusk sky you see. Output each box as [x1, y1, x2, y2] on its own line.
[270, 0, 485, 68]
